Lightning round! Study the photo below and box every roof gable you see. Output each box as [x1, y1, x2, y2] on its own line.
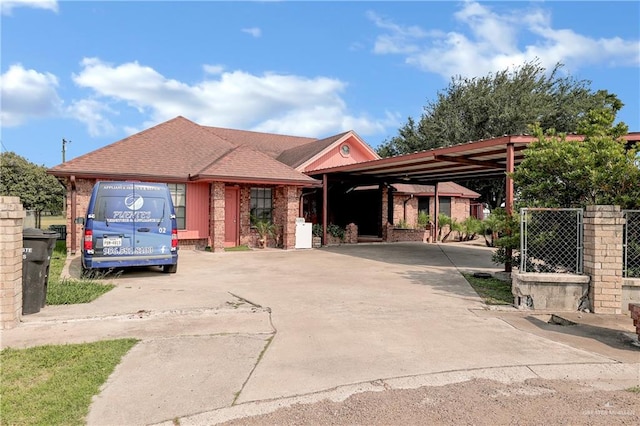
[276, 132, 349, 168]
[195, 145, 319, 185]
[298, 132, 380, 173]
[49, 116, 236, 180]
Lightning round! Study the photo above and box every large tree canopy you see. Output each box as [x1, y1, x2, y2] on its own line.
[376, 60, 627, 209]
[0, 152, 65, 215]
[512, 106, 640, 209]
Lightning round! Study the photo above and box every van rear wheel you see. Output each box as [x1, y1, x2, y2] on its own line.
[162, 264, 177, 274]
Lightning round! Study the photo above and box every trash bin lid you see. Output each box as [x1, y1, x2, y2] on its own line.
[23, 228, 59, 239]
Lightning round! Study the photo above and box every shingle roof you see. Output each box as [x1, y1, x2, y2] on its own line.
[276, 132, 350, 168]
[195, 145, 318, 184]
[392, 182, 480, 198]
[203, 126, 316, 158]
[49, 116, 236, 180]
[49, 116, 320, 185]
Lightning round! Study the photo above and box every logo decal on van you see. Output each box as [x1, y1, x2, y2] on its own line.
[125, 193, 144, 210]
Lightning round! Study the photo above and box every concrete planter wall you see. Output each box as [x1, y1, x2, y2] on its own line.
[512, 272, 590, 310]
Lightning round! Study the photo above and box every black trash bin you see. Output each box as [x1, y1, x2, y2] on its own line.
[22, 228, 59, 315]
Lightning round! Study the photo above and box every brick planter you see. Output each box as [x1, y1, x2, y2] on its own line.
[630, 303, 640, 342]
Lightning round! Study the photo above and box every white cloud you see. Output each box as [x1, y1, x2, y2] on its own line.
[66, 99, 116, 137]
[0, 64, 62, 126]
[1, 0, 58, 15]
[203, 64, 225, 75]
[369, 1, 640, 79]
[242, 27, 262, 38]
[71, 57, 395, 137]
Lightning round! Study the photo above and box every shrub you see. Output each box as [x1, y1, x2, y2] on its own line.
[417, 211, 431, 229]
[327, 223, 345, 240]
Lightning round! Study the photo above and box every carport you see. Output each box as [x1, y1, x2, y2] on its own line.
[307, 134, 589, 270]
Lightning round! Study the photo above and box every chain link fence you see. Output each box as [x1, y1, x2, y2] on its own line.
[520, 208, 583, 274]
[624, 210, 640, 278]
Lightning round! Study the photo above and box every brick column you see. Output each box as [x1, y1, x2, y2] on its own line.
[210, 182, 226, 252]
[381, 185, 389, 229]
[1, 197, 26, 329]
[274, 186, 300, 250]
[584, 205, 625, 314]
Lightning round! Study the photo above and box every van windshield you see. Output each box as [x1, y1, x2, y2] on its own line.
[95, 196, 167, 224]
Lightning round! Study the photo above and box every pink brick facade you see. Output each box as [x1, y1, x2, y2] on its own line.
[60, 177, 304, 253]
[392, 195, 472, 228]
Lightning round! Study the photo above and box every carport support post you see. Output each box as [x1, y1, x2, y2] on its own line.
[434, 183, 439, 242]
[505, 142, 515, 273]
[322, 174, 328, 245]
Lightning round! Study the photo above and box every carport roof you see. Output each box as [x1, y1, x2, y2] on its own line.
[307, 133, 640, 184]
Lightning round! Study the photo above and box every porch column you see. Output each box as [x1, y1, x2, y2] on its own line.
[381, 185, 389, 226]
[322, 174, 328, 245]
[505, 142, 515, 272]
[279, 186, 300, 250]
[210, 182, 226, 252]
[434, 182, 439, 242]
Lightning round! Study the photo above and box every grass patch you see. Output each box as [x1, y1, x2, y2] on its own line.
[627, 386, 640, 393]
[224, 245, 251, 252]
[0, 339, 138, 425]
[463, 273, 513, 305]
[39, 215, 66, 229]
[46, 241, 114, 305]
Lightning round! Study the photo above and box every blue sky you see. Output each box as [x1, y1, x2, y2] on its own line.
[1, 0, 639, 168]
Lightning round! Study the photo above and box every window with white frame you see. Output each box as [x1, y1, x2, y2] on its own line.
[167, 183, 186, 229]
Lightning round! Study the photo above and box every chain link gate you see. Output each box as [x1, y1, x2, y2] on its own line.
[623, 210, 640, 278]
[520, 208, 583, 274]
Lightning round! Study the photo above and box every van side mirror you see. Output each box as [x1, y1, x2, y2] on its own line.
[75, 217, 85, 225]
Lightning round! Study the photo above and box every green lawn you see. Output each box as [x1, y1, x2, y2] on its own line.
[1, 339, 138, 425]
[46, 241, 114, 305]
[463, 273, 513, 305]
[38, 215, 66, 230]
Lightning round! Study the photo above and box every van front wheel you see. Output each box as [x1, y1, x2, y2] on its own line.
[162, 264, 177, 274]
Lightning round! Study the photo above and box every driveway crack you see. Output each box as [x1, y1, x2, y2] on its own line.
[229, 292, 277, 406]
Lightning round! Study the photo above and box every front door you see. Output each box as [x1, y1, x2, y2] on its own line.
[224, 187, 239, 247]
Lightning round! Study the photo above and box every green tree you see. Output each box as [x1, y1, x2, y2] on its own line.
[0, 152, 65, 227]
[377, 59, 626, 208]
[512, 106, 640, 209]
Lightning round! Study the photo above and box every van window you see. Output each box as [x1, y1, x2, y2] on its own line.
[95, 195, 168, 224]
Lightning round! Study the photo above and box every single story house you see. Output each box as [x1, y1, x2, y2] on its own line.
[390, 183, 481, 227]
[48, 116, 480, 252]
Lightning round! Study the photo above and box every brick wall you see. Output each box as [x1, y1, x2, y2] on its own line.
[0, 197, 26, 329]
[65, 178, 96, 254]
[629, 303, 640, 342]
[391, 228, 431, 243]
[273, 186, 301, 249]
[345, 223, 358, 244]
[451, 198, 471, 222]
[392, 196, 418, 227]
[584, 205, 625, 314]
[210, 182, 226, 252]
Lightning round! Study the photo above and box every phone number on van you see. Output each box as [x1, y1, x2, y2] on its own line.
[103, 247, 154, 255]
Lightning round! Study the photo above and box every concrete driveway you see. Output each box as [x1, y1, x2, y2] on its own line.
[2, 242, 637, 425]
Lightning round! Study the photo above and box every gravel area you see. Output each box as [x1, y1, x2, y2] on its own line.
[222, 379, 640, 425]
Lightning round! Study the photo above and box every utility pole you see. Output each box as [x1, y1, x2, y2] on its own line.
[62, 138, 71, 163]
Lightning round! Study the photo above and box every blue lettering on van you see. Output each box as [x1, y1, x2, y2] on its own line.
[110, 210, 157, 222]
